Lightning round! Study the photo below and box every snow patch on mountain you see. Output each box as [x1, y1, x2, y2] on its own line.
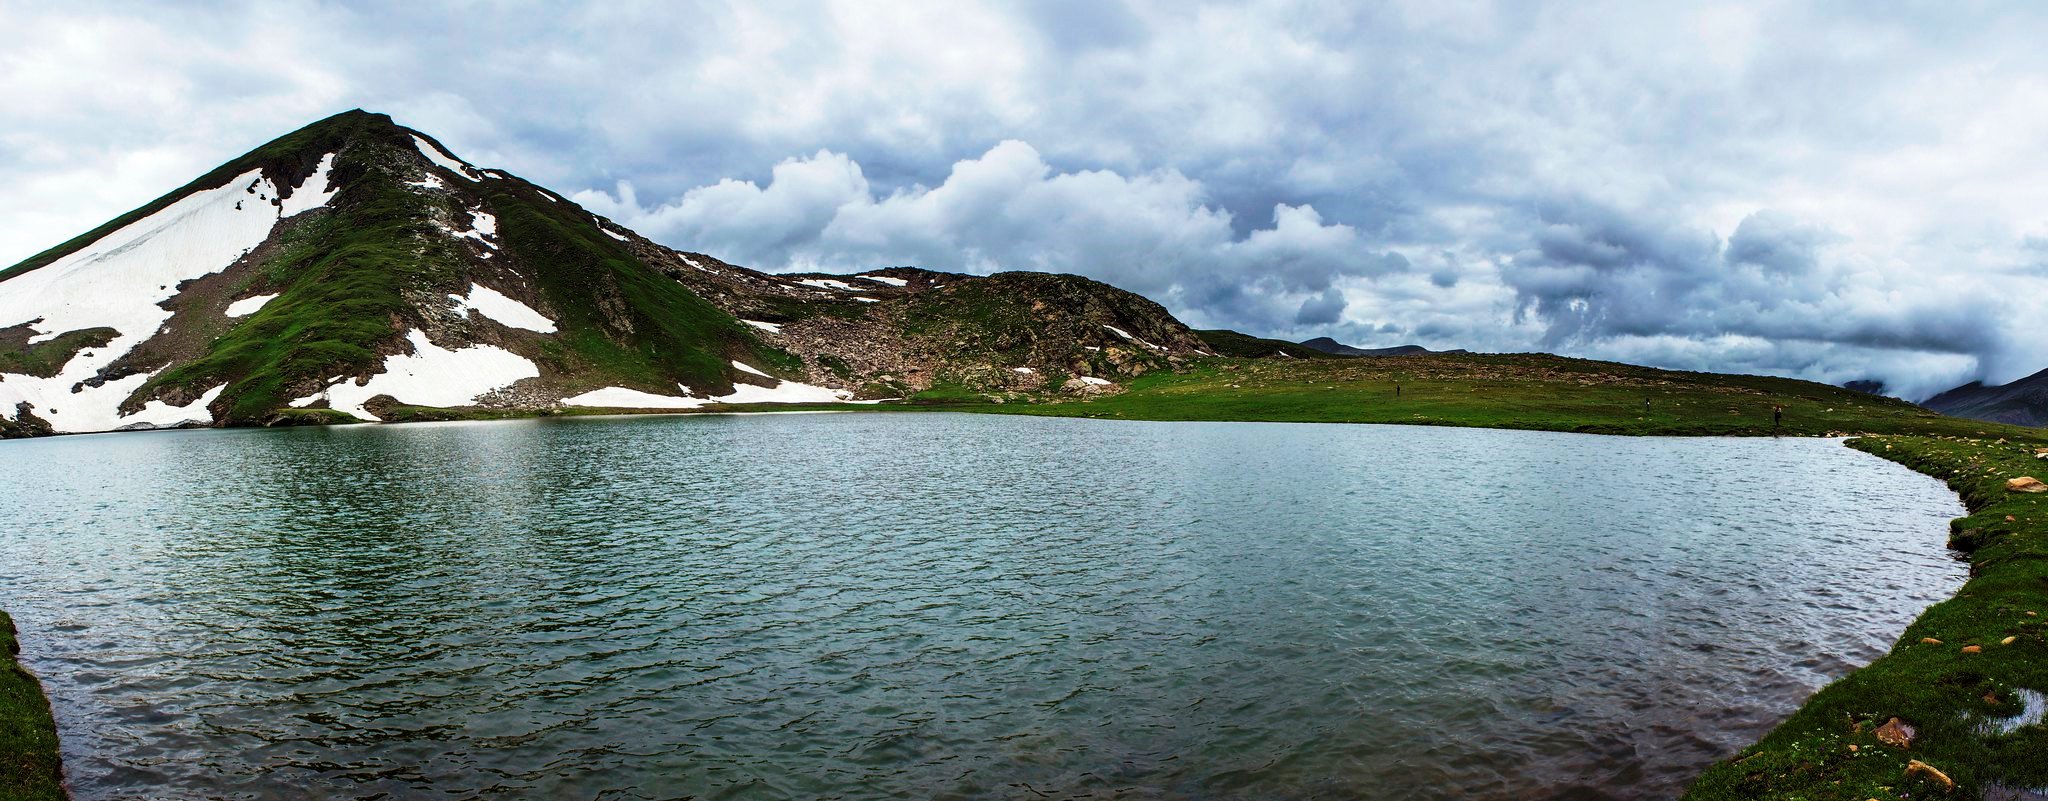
[562, 386, 709, 409]
[412, 135, 478, 179]
[441, 210, 499, 251]
[796, 278, 859, 291]
[0, 372, 228, 433]
[859, 274, 909, 287]
[713, 379, 853, 404]
[277, 153, 338, 217]
[0, 167, 324, 345]
[224, 293, 279, 318]
[321, 329, 538, 421]
[0, 161, 342, 433]
[109, 384, 229, 431]
[1103, 324, 1162, 352]
[716, 361, 852, 404]
[742, 320, 782, 334]
[448, 283, 556, 333]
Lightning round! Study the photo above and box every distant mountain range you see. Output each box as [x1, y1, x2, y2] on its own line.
[1923, 368, 2048, 428]
[1296, 337, 1470, 358]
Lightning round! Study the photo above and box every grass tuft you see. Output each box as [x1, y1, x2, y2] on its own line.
[0, 611, 63, 801]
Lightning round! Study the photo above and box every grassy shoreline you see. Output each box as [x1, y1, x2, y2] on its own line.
[1, 611, 63, 801]
[1685, 434, 2048, 800]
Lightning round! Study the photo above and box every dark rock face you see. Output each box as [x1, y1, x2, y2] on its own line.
[1924, 368, 2048, 428]
[0, 402, 52, 438]
[1843, 379, 1888, 396]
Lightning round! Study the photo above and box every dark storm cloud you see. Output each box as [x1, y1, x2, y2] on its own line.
[1294, 289, 1347, 326]
[1724, 211, 1827, 274]
[2, 1, 2045, 396]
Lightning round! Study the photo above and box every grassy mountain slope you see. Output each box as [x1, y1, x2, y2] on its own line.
[1195, 329, 1335, 359]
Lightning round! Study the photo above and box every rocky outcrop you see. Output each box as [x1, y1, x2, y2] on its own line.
[640, 250, 1207, 396]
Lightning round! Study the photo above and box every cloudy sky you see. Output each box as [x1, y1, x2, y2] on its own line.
[4, 1, 2045, 398]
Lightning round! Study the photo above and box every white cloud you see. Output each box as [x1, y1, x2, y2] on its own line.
[575, 140, 1396, 335]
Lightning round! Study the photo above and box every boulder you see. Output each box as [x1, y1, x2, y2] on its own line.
[2008, 476, 2048, 493]
[1874, 717, 1917, 749]
[1061, 376, 1119, 395]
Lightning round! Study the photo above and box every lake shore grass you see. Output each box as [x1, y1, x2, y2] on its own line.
[0, 611, 63, 801]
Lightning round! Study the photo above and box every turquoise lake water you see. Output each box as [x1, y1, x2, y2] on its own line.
[0, 413, 1967, 799]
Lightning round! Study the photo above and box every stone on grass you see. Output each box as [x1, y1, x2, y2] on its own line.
[1874, 717, 1917, 749]
[2008, 476, 2047, 493]
[1905, 759, 1955, 790]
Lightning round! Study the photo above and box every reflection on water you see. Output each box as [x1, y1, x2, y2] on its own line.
[0, 414, 1965, 800]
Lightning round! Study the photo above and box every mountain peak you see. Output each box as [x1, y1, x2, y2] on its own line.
[1, 113, 1204, 438]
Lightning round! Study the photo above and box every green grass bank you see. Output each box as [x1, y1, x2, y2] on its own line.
[0, 611, 63, 801]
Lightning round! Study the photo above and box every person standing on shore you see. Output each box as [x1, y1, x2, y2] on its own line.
[1772, 404, 1783, 436]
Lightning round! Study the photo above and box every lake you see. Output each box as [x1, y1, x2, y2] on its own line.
[0, 413, 1966, 800]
